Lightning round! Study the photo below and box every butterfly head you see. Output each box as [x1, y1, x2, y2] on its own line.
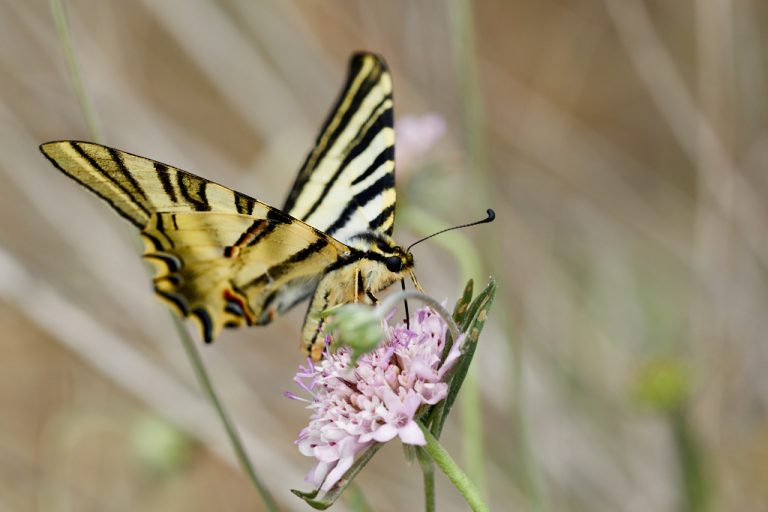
[368, 234, 414, 276]
[348, 232, 415, 292]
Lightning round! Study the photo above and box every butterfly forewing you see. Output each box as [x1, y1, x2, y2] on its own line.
[284, 52, 396, 243]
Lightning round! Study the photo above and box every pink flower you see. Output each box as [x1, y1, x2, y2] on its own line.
[289, 306, 463, 492]
[367, 388, 424, 444]
[395, 113, 447, 171]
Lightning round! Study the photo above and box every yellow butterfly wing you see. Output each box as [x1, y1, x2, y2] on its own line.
[266, 52, 398, 321]
[40, 141, 348, 342]
[284, 52, 396, 242]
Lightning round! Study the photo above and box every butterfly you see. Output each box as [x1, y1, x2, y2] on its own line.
[40, 52, 418, 360]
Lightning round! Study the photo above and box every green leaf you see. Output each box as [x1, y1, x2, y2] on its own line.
[432, 279, 497, 438]
[291, 443, 383, 509]
[436, 279, 474, 368]
[453, 279, 474, 324]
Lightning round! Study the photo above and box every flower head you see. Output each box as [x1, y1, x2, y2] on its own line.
[395, 113, 447, 171]
[289, 306, 463, 492]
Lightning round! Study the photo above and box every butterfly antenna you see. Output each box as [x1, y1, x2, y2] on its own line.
[406, 209, 496, 252]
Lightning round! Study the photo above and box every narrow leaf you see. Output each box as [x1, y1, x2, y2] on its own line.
[432, 279, 497, 438]
[453, 279, 474, 324]
[291, 443, 383, 509]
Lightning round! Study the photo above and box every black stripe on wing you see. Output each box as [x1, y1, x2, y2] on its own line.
[40, 143, 146, 228]
[155, 163, 179, 203]
[324, 172, 395, 236]
[368, 203, 396, 233]
[234, 193, 256, 215]
[108, 147, 148, 202]
[350, 146, 393, 187]
[71, 141, 152, 225]
[192, 307, 215, 343]
[243, 237, 330, 291]
[299, 96, 393, 223]
[176, 173, 211, 211]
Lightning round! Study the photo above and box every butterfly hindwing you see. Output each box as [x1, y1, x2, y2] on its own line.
[40, 141, 349, 342]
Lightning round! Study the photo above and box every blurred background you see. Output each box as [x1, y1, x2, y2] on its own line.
[1, 0, 767, 510]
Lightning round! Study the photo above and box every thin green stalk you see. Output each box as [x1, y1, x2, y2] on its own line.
[448, 0, 491, 494]
[416, 447, 436, 512]
[398, 207, 486, 491]
[49, 0, 103, 143]
[171, 317, 279, 512]
[345, 483, 374, 512]
[670, 408, 710, 512]
[419, 422, 490, 512]
[48, 5, 277, 509]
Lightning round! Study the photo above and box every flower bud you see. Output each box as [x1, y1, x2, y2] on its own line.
[326, 304, 384, 361]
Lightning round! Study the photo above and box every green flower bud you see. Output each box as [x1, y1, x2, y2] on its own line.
[131, 414, 192, 475]
[326, 304, 385, 362]
[633, 356, 689, 412]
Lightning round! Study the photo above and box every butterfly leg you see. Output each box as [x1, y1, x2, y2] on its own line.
[354, 268, 363, 304]
[409, 270, 424, 292]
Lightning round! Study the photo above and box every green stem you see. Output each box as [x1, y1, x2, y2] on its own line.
[447, 0, 494, 500]
[49, 0, 103, 143]
[49, 3, 277, 510]
[400, 207, 490, 494]
[345, 483, 374, 512]
[171, 317, 279, 512]
[416, 447, 436, 512]
[670, 407, 710, 512]
[419, 422, 490, 512]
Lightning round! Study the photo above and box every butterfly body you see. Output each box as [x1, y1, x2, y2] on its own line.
[41, 53, 416, 359]
[302, 234, 413, 359]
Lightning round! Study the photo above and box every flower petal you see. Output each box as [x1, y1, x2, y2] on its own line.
[321, 453, 355, 492]
[372, 423, 398, 443]
[398, 420, 426, 445]
[306, 460, 333, 488]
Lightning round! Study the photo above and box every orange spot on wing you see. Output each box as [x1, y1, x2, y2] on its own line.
[223, 288, 255, 325]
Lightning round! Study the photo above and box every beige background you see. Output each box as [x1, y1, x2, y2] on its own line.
[1, 1, 767, 510]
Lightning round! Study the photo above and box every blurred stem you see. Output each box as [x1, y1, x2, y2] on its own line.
[416, 447, 436, 512]
[49, 5, 276, 509]
[419, 422, 490, 512]
[399, 204, 486, 494]
[49, 0, 103, 143]
[447, 0, 490, 202]
[447, 0, 491, 498]
[448, 0, 545, 507]
[345, 483, 374, 512]
[670, 407, 710, 512]
[171, 317, 279, 512]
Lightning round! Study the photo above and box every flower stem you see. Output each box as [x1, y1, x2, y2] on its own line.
[171, 317, 279, 512]
[448, 0, 493, 499]
[49, 0, 103, 143]
[418, 422, 490, 512]
[48, 4, 278, 508]
[670, 407, 711, 512]
[416, 447, 436, 512]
